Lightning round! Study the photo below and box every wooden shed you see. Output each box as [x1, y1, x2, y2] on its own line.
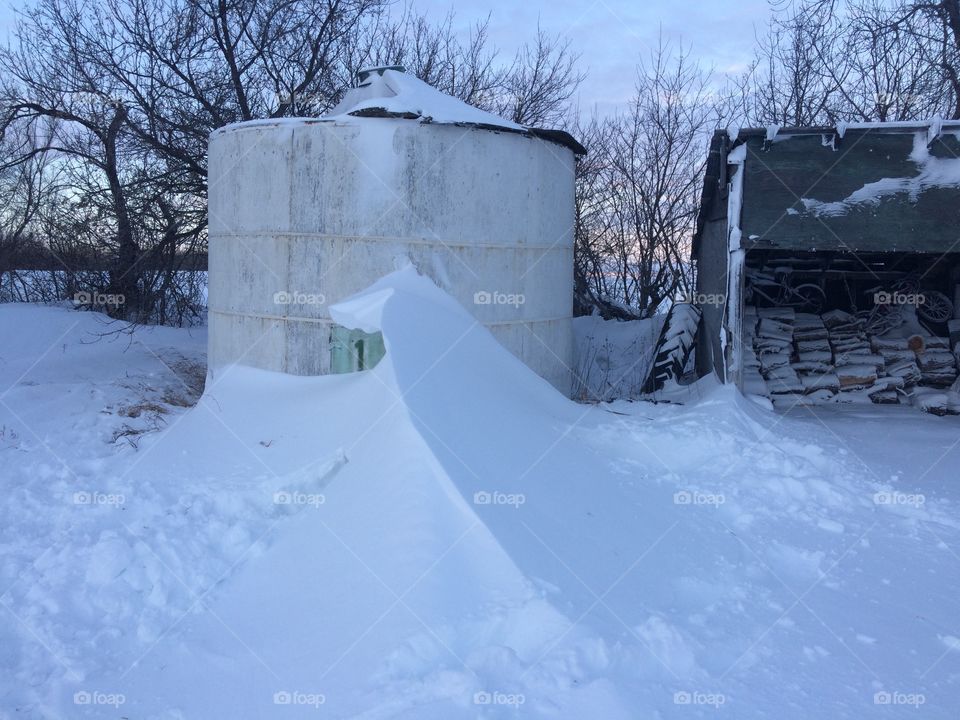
[692, 122, 960, 412]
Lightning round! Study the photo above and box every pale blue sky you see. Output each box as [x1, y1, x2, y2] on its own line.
[404, 0, 770, 114]
[0, 0, 771, 115]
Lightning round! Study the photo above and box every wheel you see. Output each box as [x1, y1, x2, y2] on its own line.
[892, 277, 921, 295]
[792, 283, 826, 312]
[918, 290, 953, 323]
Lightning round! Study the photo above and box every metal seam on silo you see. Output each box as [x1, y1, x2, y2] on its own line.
[211, 232, 571, 252]
[208, 307, 572, 326]
[282, 125, 296, 374]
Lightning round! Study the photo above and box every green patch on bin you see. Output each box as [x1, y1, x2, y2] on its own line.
[329, 326, 385, 373]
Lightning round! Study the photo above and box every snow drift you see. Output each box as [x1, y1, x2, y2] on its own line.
[2, 270, 960, 718]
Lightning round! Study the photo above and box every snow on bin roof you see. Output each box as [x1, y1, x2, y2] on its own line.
[327, 67, 524, 129]
[327, 66, 586, 155]
[212, 67, 585, 155]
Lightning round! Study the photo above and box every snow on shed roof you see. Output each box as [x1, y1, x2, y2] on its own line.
[732, 119, 960, 140]
[695, 121, 960, 255]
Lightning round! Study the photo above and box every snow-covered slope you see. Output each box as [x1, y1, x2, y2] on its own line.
[2, 273, 959, 718]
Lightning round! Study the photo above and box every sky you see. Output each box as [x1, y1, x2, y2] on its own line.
[406, 0, 772, 115]
[0, 0, 773, 117]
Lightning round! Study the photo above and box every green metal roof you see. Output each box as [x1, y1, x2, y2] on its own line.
[736, 124, 960, 254]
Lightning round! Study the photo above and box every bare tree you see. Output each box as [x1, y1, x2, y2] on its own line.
[351, 8, 501, 108]
[743, 0, 957, 125]
[0, 0, 145, 317]
[0, 0, 382, 323]
[352, 9, 583, 128]
[0, 0, 586, 326]
[495, 27, 585, 127]
[0, 119, 56, 301]
[573, 115, 618, 315]
[750, 2, 841, 126]
[574, 41, 714, 319]
[895, 0, 960, 118]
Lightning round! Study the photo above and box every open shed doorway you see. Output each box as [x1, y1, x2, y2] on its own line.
[741, 251, 960, 413]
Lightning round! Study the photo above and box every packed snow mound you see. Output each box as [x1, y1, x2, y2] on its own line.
[3, 273, 960, 718]
[326, 68, 524, 130]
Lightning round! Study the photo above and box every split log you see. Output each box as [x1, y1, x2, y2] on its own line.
[802, 373, 840, 393]
[886, 360, 922, 385]
[758, 307, 796, 322]
[796, 339, 832, 353]
[791, 360, 834, 374]
[869, 389, 900, 404]
[836, 364, 878, 389]
[834, 352, 885, 370]
[797, 350, 832, 364]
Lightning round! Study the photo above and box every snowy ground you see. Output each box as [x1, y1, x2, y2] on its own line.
[2, 271, 959, 718]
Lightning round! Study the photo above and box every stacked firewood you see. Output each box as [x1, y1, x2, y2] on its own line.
[824, 310, 888, 397]
[793, 313, 834, 393]
[753, 308, 802, 398]
[913, 337, 957, 387]
[744, 305, 959, 406]
[741, 306, 767, 396]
